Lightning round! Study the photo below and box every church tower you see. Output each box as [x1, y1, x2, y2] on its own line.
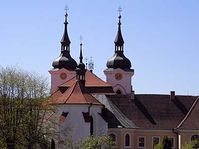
[49, 43, 107, 148]
[104, 13, 134, 95]
[49, 11, 77, 92]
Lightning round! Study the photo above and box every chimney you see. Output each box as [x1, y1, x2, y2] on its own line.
[170, 91, 175, 100]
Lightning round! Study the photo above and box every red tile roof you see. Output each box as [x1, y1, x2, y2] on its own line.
[49, 80, 103, 106]
[59, 70, 114, 94]
[60, 70, 112, 87]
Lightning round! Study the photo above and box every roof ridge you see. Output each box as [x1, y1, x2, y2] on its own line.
[85, 93, 102, 105]
[98, 95, 137, 128]
[79, 83, 91, 104]
[50, 88, 60, 96]
[135, 94, 196, 97]
[83, 93, 93, 104]
[64, 81, 78, 104]
[176, 96, 199, 129]
[134, 98, 156, 125]
[64, 81, 102, 105]
[108, 97, 138, 128]
[172, 97, 188, 115]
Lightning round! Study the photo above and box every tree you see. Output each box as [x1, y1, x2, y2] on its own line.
[0, 66, 51, 149]
[182, 140, 199, 149]
[80, 135, 113, 149]
[0, 66, 48, 99]
[64, 135, 113, 149]
[162, 136, 172, 149]
[155, 136, 172, 149]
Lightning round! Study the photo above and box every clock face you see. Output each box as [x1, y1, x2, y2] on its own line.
[60, 73, 67, 80]
[115, 73, 122, 80]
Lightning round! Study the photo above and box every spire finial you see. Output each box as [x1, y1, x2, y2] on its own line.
[65, 5, 69, 12]
[60, 6, 71, 52]
[79, 36, 83, 63]
[64, 5, 69, 24]
[85, 57, 88, 69]
[118, 7, 122, 25]
[80, 36, 83, 45]
[88, 56, 94, 73]
[118, 7, 122, 17]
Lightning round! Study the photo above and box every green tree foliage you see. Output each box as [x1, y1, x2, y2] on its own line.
[182, 140, 199, 149]
[80, 135, 113, 149]
[64, 135, 113, 149]
[0, 66, 51, 149]
[154, 136, 172, 149]
[0, 66, 48, 99]
[162, 136, 172, 149]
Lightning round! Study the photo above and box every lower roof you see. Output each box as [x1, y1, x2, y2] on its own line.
[105, 94, 197, 129]
[176, 96, 199, 130]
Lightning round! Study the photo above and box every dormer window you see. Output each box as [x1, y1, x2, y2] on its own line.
[116, 90, 122, 94]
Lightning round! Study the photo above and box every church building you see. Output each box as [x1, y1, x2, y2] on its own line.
[48, 11, 199, 149]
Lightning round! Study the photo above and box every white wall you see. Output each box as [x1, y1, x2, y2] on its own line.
[54, 104, 107, 148]
[90, 106, 108, 136]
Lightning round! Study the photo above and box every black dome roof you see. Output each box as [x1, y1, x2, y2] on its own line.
[52, 51, 77, 70]
[106, 51, 131, 70]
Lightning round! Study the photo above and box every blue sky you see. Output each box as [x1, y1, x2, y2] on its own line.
[0, 0, 199, 95]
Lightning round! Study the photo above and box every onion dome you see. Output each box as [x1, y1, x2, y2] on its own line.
[76, 43, 86, 85]
[52, 11, 77, 70]
[106, 14, 131, 70]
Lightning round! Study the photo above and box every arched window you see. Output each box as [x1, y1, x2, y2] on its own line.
[116, 90, 122, 94]
[125, 133, 131, 147]
[191, 134, 199, 141]
[191, 134, 199, 146]
[109, 133, 117, 146]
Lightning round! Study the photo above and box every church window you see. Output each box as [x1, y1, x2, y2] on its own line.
[138, 136, 145, 148]
[191, 134, 199, 141]
[124, 133, 131, 147]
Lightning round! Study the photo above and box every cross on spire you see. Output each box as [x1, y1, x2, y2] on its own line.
[80, 36, 83, 44]
[118, 7, 122, 17]
[118, 7, 122, 25]
[64, 5, 69, 24]
[85, 57, 88, 69]
[65, 5, 69, 13]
